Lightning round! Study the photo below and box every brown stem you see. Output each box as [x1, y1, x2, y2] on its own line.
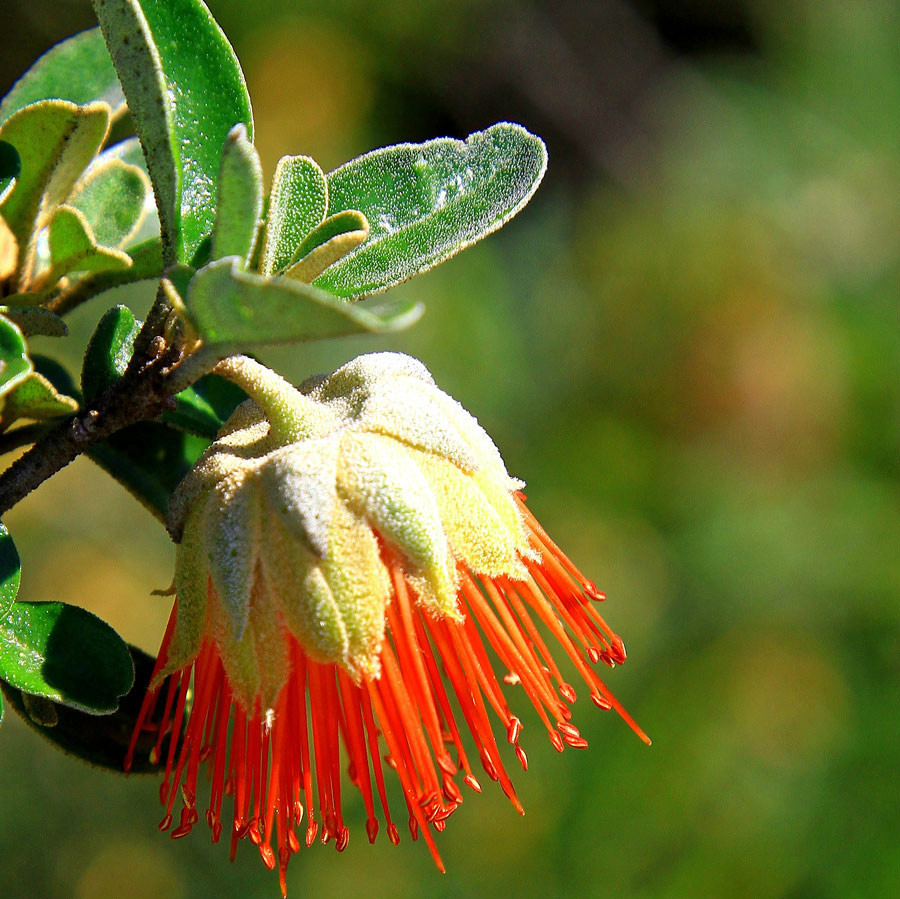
[0, 423, 54, 457]
[0, 333, 181, 518]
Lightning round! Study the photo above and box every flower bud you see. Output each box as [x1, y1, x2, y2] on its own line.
[164, 353, 533, 702]
[127, 352, 647, 894]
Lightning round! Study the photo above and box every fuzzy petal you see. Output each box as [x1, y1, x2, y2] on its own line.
[260, 436, 340, 557]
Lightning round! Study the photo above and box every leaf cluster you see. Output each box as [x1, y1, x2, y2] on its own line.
[0, 0, 546, 767]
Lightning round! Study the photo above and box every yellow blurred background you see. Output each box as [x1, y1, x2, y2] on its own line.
[0, 1, 898, 897]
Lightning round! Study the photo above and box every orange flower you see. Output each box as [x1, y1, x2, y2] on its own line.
[125, 353, 648, 896]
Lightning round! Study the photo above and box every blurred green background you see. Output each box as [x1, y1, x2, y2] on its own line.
[1, 1, 898, 897]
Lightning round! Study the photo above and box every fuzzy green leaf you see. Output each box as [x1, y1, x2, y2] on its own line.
[166, 373, 247, 438]
[89, 423, 208, 521]
[0, 644, 165, 772]
[285, 209, 369, 282]
[287, 209, 369, 266]
[185, 257, 423, 349]
[81, 303, 140, 403]
[0, 28, 126, 126]
[212, 124, 263, 265]
[0, 100, 110, 249]
[0, 315, 32, 399]
[0, 370, 78, 428]
[259, 155, 327, 276]
[0, 522, 21, 623]
[100, 137, 146, 171]
[92, 0, 253, 267]
[315, 122, 548, 299]
[3, 307, 68, 338]
[0, 601, 134, 714]
[47, 205, 133, 278]
[49, 238, 162, 312]
[68, 158, 149, 249]
[95, 137, 160, 248]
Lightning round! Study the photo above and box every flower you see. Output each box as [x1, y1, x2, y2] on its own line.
[126, 352, 648, 896]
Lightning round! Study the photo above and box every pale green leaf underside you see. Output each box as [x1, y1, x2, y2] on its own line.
[260, 155, 327, 276]
[68, 158, 149, 249]
[2, 307, 68, 338]
[92, 0, 253, 266]
[315, 122, 548, 299]
[0, 27, 126, 126]
[0, 100, 110, 249]
[35, 238, 162, 314]
[94, 137, 161, 248]
[285, 209, 369, 282]
[212, 124, 263, 264]
[185, 257, 423, 348]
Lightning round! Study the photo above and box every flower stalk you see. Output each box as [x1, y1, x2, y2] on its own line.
[212, 355, 320, 446]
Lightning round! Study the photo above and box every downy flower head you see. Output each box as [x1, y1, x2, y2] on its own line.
[127, 352, 648, 896]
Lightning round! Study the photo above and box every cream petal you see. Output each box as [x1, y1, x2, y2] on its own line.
[260, 520, 350, 668]
[355, 376, 478, 472]
[166, 410, 269, 540]
[429, 387, 518, 485]
[260, 437, 340, 557]
[206, 471, 261, 642]
[339, 432, 457, 614]
[413, 451, 527, 578]
[319, 501, 391, 678]
[158, 500, 212, 683]
[302, 351, 434, 404]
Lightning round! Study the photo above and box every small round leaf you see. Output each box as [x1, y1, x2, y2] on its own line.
[0, 601, 134, 714]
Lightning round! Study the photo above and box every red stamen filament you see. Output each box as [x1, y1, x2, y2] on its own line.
[130, 504, 647, 895]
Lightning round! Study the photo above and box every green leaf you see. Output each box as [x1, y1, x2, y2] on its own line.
[92, 0, 253, 267]
[285, 209, 369, 282]
[0, 314, 32, 398]
[0, 27, 126, 126]
[68, 158, 150, 248]
[48, 237, 162, 313]
[89, 422, 208, 521]
[0, 601, 134, 714]
[95, 137, 160, 247]
[184, 257, 423, 350]
[166, 373, 247, 438]
[46, 205, 132, 278]
[259, 155, 327, 276]
[315, 122, 548, 299]
[0, 100, 110, 250]
[81, 303, 140, 404]
[3, 307, 68, 338]
[0, 522, 21, 623]
[0, 644, 168, 772]
[0, 370, 78, 428]
[0, 140, 20, 204]
[212, 124, 263, 265]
